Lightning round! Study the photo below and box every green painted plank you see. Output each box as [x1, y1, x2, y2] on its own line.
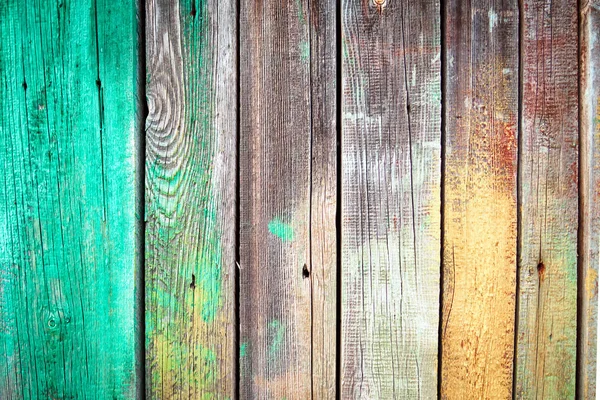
[341, 0, 442, 397]
[579, 1, 600, 397]
[515, 1, 579, 398]
[145, 0, 236, 398]
[0, 0, 141, 398]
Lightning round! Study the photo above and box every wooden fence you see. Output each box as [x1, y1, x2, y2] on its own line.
[0, 0, 598, 398]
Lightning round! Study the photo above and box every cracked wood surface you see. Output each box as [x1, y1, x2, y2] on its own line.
[0, 1, 596, 398]
[145, 0, 237, 398]
[0, 0, 141, 398]
[579, 1, 600, 398]
[341, 0, 442, 397]
[515, 1, 579, 398]
[442, 1, 519, 398]
[239, 0, 337, 398]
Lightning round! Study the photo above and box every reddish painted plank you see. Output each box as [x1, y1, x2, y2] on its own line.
[515, 1, 579, 397]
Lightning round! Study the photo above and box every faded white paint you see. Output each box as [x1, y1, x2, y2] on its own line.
[344, 112, 381, 125]
[489, 8, 498, 33]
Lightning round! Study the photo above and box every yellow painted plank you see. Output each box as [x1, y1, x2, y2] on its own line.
[442, 1, 519, 398]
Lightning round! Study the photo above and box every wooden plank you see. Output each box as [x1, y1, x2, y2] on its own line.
[340, 0, 441, 397]
[239, 0, 337, 397]
[308, 0, 338, 397]
[145, 0, 236, 397]
[0, 0, 141, 398]
[515, 1, 579, 398]
[441, 1, 519, 398]
[579, 1, 600, 397]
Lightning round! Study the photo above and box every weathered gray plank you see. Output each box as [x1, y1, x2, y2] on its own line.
[145, 0, 237, 397]
[579, 0, 600, 398]
[341, 0, 442, 397]
[309, 0, 338, 397]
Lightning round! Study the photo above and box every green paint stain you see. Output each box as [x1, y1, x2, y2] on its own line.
[144, 0, 228, 395]
[268, 219, 294, 241]
[195, 343, 218, 393]
[342, 38, 353, 68]
[268, 320, 286, 360]
[198, 205, 223, 323]
[427, 79, 441, 104]
[294, 0, 306, 25]
[182, 3, 224, 325]
[300, 41, 310, 62]
[240, 342, 248, 357]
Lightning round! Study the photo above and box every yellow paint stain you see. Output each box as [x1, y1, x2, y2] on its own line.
[148, 293, 230, 399]
[586, 267, 598, 306]
[442, 56, 518, 399]
[442, 169, 517, 400]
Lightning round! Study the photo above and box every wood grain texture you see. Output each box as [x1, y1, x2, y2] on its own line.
[309, 0, 338, 397]
[341, 0, 441, 397]
[442, 1, 518, 398]
[239, 0, 336, 397]
[515, 1, 579, 398]
[145, 0, 236, 397]
[0, 0, 141, 398]
[580, 1, 600, 398]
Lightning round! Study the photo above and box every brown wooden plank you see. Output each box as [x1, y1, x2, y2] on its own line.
[515, 1, 579, 398]
[309, 0, 338, 397]
[145, 0, 237, 397]
[341, 0, 442, 397]
[579, 1, 600, 397]
[239, 0, 337, 397]
[441, 1, 519, 398]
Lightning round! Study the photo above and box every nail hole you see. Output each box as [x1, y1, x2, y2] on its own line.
[537, 261, 545, 281]
[302, 264, 310, 279]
